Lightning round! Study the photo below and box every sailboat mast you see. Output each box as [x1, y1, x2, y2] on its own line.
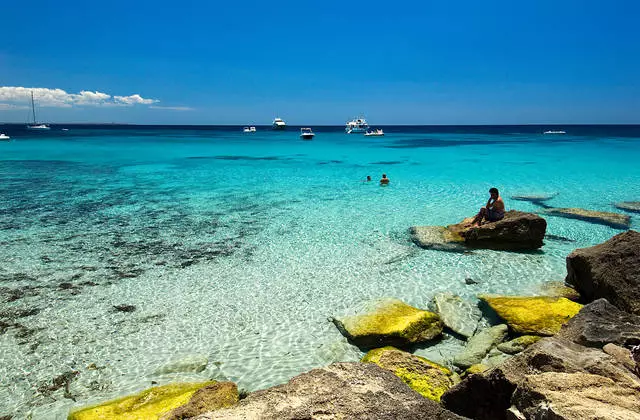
[31, 91, 37, 124]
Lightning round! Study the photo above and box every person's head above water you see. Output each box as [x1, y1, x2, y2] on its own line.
[380, 174, 390, 185]
[489, 187, 499, 199]
[382, 174, 387, 179]
[366, 175, 371, 181]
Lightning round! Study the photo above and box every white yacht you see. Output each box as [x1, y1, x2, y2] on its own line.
[543, 130, 566, 135]
[364, 128, 384, 137]
[0, 133, 10, 141]
[243, 126, 257, 133]
[345, 117, 368, 133]
[300, 128, 315, 140]
[272, 118, 286, 130]
[27, 91, 50, 130]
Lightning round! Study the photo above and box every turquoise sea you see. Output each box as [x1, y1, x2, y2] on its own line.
[1, 125, 639, 418]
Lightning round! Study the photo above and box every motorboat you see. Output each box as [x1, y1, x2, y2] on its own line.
[0, 133, 10, 141]
[272, 118, 286, 130]
[300, 128, 315, 140]
[543, 130, 566, 134]
[26, 91, 50, 130]
[345, 117, 368, 134]
[243, 126, 257, 133]
[364, 128, 384, 137]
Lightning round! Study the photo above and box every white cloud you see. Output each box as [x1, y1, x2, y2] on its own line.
[0, 86, 158, 108]
[0, 103, 30, 110]
[149, 105, 194, 111]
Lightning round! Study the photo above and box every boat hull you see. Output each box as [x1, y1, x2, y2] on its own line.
[301, 134, 314, 140]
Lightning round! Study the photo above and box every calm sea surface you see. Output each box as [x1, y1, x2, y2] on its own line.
[1, 125, 639, 418]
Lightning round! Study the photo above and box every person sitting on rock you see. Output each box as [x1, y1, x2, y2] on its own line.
[380, 174, 390, 185]
[470, 187, 505, 226]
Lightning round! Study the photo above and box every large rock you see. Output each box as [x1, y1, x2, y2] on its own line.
[68, 381, 217, 420]
[545, 207, 630, 229]
[556, 298, 640, 348]
[332, 298, 443, 350]
[412, 211, 546, 251]
[496, 335, 542, 355]
[195, 362, 467, 420]
[160, 382, 238, 420]
[479, 295, 582, 336]
[452, 324, 508, 368]
[361, 346, 458, 402]
[614, 201, 640, 213]
[442, 336, 640, 420]
[433, 293, 481, 338]
[565, 230, 640, 315]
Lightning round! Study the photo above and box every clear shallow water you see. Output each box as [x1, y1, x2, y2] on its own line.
[0, 125, 639, 418]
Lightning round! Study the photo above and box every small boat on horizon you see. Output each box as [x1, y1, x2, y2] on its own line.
[364, 128, 384, 137]
[243, 126, 257, 133]
[300, 128, 315, 140]
[0, 133, 10, 141]
[272, 118, 286, 130]
[345, 117, 369, 134]
[27, 91, 50, 130]
[543, 130, 566, 135]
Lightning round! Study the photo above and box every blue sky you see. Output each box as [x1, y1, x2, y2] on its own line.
[1, 0, 638, 124]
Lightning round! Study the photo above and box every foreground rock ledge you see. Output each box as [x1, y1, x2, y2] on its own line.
[565, 230, 640, 315]
[411, 211, 546, 251]
[195, 363, 466, 420]
[332, 298, 443, 350]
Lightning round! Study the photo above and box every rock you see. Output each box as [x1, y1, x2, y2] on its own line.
[556, 298, 640, 347]
[496, 335, 542, 355]
[479, 295, 582, 336]
[433, 293, 481, 338]
[465, 364, 490, 375]
[452, 324, 508, 368]
[486, 350, 512, 368]
[361, 346, 458, 402]
[195, 363, 466, 420]
[155, 355, 209, 375]
[544, 207, 630, 229]
[632, 345, 640, 376]
[68, 381, 217, 420]
[565, 231, 640, 315]
[411, 210, 547, 251]
[603, 343, 636, 372]
[160, 382, 238, 420]
[464, 277, 478, 285]
[614, 201, 640, 213]
[538, 281, 580, 301]
[113, 304, 136, 313]
[409, 226, 465, 252]
[332, 298, 443, 350]
[442, 336, 640, 420]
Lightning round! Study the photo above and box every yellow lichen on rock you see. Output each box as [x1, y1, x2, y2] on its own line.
[361, 346, 456, 401]
[479, 295, 582, 336]
[68, 381, 217, 420]
[333, 299, 443, 349]
[465, 364, 490, 375]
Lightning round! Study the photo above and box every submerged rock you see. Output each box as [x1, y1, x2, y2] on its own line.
[544, 207, 630, 229]
[409, 226, 465, 252]
[496, 335, 542, 355]
[479, 295, 582, 336]
[68, 381, 217, 420]
[433, 293, 481, 338]
[113, 304, 136, 313]
[537, 280, 580, 301]
[197, 363, 465, 419]
[566, 230, 640, 315]
[160, 382, 238, 420]
[332, 298, 443, 350]
[510, 193, 558, 208]
[155, 355, 209, 375]
[452, 324, 508, 368]
[361, 346, 458, 402]
[614, 201, 640, 213]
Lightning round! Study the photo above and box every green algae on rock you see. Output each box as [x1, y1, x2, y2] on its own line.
[361, 346, 458, 402]
[452, 324, 509, 369]
[497, 335, 543, 355]
[68, 381, 218, 420]
[479, 295, 582, 336]
[332, 298, 443, 349]
[544, 207, 630, 229]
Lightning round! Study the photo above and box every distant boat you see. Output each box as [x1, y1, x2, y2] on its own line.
[243, 126, 257, 133]
[272, 118, 286, 130]
[26, 91, 50, 130]
[543, 130, 566, 135]
[61, 128, 69, 131]
[345, 117, 369, 134]
[364, 128, 384, 137]
[300, 128, 315, 140]
[0, 133, 10, 141]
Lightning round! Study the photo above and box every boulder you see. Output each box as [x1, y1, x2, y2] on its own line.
[442, 336, 640, 420]
[565, 230, 640, 315]
[332, 298, 443, 350]
[545, 207, 630, 229]
[161, 382, 238, 420]
[614, 201, 640, 213]
[537, 281, 580, 301]
[479, 295, 582, 336]
[68, 381, 217, 420]
[556, 298, 640, 347]
[195, 363, 466, 420]
[361, 346, 458, 402]
[433, 293, 481, 338]
[603, 343, 636, 372]
[452, 324, 508, 368]
[155, 355, 209, 375]
[496, 335, 542, 355]
[412, 211, 546, 251]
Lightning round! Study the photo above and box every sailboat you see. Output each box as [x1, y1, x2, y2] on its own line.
[27, 91, 50, 130]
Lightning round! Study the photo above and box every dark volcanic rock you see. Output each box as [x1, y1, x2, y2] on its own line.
[557, 298, 640, 347]
[197, 362, 466, 419]
[565, 230, 640, 315]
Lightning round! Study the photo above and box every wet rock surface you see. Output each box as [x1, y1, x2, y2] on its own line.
[434, 293, 481, 338]
[614, 201, 640, 213]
